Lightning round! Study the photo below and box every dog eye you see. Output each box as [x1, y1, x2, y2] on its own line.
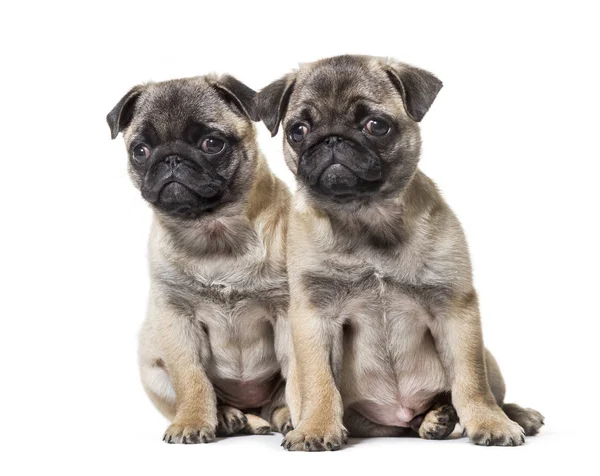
[289, 123, 310, 143]
[201, 137, 225, 154]
[132, 145, 150, 161]
[364, 118, 390, 136]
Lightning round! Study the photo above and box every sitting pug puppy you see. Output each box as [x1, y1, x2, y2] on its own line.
[107, 75, 292, 443]
[257, 55, 543, 450]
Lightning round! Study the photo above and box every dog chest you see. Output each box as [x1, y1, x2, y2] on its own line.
[303, 255, 449, 425]
[155, 249, 289, 312]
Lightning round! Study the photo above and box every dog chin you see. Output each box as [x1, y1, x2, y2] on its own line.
[318, 164, 358, 193]
[152, 182, 223, 219]
[308, 184, 379, 206]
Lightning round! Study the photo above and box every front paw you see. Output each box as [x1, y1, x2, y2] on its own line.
[281, 422, 348, 451]
[163, 421, 216, 444]
[465, 410, 525, 446]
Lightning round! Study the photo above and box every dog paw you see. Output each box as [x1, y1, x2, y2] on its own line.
[503, 403, 544, 436]
[281, 422, 348, 451]
[217, 406, 248, 436]
[272, 406, 293, 435]
[248, 423, 272, 435]
[465, 410, 525, 446]
[163, 421, 216, 444]
[280, 419, 294, 436]
[419, 404, 458, 440]
[242, 414, 272, 435]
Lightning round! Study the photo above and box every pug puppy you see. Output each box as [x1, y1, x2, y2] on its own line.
[257, 55, 544, 450]
[107, 75, 292, 443]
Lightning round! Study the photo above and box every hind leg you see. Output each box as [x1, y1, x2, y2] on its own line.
[485, 348, 507, 405]
[343, 408, 405, 437]
[259, 380, 293, 435]
[413, 401, 458, 440]
[239, 414, 272, 435]
[141, 358, 177, 421]
[216, 406, 248, 435]
[485, 349, 544, 436]
[220, 407, 280, 436]
[271, 406, 293, 435]
[139, 317, 177, 422]
[502, 404, 544, 436]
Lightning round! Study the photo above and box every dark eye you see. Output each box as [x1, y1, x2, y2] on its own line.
[364, 118, 390, 136]
[201, 137, 225, 154]
[132, 144, 150, 161]
[289, 123, 310, 143]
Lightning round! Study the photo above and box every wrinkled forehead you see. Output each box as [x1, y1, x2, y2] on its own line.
[288, 56, 398, 116]
[127, 78, 248, 142]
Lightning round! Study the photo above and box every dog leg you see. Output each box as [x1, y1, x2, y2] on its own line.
[485, 349, 545, 436]
[414, 402, 458, 440]
[281, 302, 347, 451]
[150, 302, 217, 444]
[271, 406, 294, 435]
[285, 358, 302, 425]
[344, 408, 405, 437]
[241, 414, 273, 435]
[216, 406, 248, 436]
[257, 379, 293, 434]
[430, 290, 526, 446]
[502, 404, 544, 436]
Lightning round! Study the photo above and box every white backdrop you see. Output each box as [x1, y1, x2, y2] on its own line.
[1, 1, 598, 474]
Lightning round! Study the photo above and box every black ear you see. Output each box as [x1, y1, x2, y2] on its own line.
[213, 75, 259, 122]
[256, 74, 296, 137]
[106, 85, 145, 139]
[384, 61, 443, 122]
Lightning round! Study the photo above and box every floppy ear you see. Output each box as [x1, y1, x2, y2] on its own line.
[106, 85, 145, 139]
[384, 60, 443, 122]
[256, 74, 296, 137]
[212, 75, 259, 122]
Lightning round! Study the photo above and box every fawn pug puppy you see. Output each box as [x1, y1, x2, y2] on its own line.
[107, 75, 292, 443]
[257, 55, 543, 451]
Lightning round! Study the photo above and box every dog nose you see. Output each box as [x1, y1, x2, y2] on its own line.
[164, 155, 182, 169]
[324, 136, 343, 148]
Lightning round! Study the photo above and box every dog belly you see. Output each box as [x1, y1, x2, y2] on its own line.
[352, 399, 429, 428]
[213, 375, 281, 409]
[340, 288, 448, 427]
[202, 299, 282, 407]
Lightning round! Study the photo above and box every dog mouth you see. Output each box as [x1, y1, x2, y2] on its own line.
[149, 182, 223, 218]
[158, 179, 222, 200]
[319, 163, 358, 192]
[316, 164, 383, 202]
[158, 181, 198, 204]
[139, 156, 228, 218]
[298, 138, 383, 201]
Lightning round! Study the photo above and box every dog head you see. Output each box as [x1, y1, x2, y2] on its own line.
[107, 75, 259, 219]
[257, 55, 442, 207]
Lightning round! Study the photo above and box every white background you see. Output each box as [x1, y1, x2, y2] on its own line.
[1, 1, 598, 474]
